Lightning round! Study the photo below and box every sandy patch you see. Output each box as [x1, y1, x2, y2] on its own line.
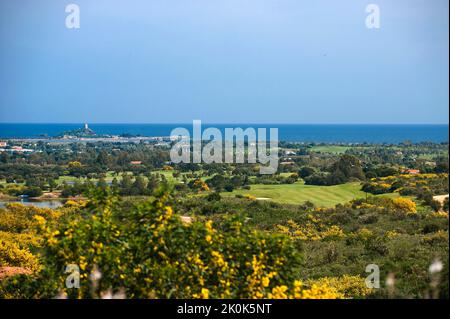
[180, 216, 193, 224]
[433, 194, 449, 204]
[0, 267, 31, 280]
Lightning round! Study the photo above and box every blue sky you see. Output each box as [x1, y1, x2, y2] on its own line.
[0, 0, 448, 124]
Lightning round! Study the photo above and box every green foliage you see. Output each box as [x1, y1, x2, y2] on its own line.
[1, 188, 302, 299]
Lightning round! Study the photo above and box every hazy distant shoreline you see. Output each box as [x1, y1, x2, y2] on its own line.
[0, 123, 448, 143]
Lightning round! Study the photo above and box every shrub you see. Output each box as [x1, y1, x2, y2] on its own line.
[361, 182, 391, 195]
[0, 238, 40, 272]
[305, 275, 371, 299]
[392, 198, 416, 213]
[23, 187, 43, 198]
[299, 167, 316, 179]
[3, 189, 305, 299]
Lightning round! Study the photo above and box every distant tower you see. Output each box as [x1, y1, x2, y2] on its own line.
[84, 123, 89, 130]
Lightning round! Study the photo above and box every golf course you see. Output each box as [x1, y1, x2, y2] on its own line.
[221, 182, 399, 207]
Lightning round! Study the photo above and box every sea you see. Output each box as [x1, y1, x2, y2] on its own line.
[0, 123, 448, 144]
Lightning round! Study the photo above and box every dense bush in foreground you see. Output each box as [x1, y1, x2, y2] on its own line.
[0, 189, 371, 299]
[0, 185, 447, 299]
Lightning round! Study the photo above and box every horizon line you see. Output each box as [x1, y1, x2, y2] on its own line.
[0, 122, 448, 126]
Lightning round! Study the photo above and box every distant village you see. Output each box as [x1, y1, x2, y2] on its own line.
[0, 123, 173, 153]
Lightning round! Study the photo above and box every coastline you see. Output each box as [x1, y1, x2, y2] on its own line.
[0, 123, 449, 143]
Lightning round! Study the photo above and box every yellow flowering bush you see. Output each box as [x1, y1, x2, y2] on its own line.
[276, 217, 345, 241]
[192, 178, 210, 192]
[0, 203, 64, 274]
[392, 197, 417, 213]
[351, 196, 418, 217]
[2, 188, 306, 299]
[429, 211, 449, 218]
[363, 173, 448, 199]
[305, 275, 371, 298]
[268, 281, 343, 299]
[0, 238, 40, 272]
[0, 203, 61, 232]
[266, 275, 370, 299]
[422, 230, 448, 245]
[385, 230, 399, 239]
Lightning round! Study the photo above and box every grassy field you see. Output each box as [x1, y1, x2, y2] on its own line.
[416, 151, 449, 161]
[56, 171, 118, 184]
[54, 170, 209, 186]
[221, 182, 399, 207]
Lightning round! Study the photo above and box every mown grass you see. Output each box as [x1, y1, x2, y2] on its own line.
[55, 170, 203, 186]
[221, 182, 399, 207]
[56, 171, 118, 184]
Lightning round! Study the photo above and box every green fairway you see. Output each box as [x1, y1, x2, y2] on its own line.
[56, 171, 118, 184]
[222, 182, 399, 207]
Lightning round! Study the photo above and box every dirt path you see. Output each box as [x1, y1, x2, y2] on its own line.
[433, 194, 449, 204]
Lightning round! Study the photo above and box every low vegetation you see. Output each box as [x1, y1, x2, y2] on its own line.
[0, 141, 448, 299]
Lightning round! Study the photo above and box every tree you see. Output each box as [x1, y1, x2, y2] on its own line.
[23, 186, 43, 198]
[0, 152, 10, 164]
[96, 151, 110, 168]
[435, 161, 449, 173]
[430, 200, 442, 212]
[299, 166, 316, 179]
[68, 161, 82, 168]
[206, 192, 221, 201]
[146, 174, 159, 195]
[329, 155, 365, 184]
[120, 174, 133, 196]
[224, 184, 234, 192]
[47, 178, 57, 192]
[97, 177, 108, 190]
[111, 177, 119, 190]
[132, 176, 147, 195]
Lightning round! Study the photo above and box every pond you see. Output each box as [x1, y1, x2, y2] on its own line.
[0, 198, 63, 209]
